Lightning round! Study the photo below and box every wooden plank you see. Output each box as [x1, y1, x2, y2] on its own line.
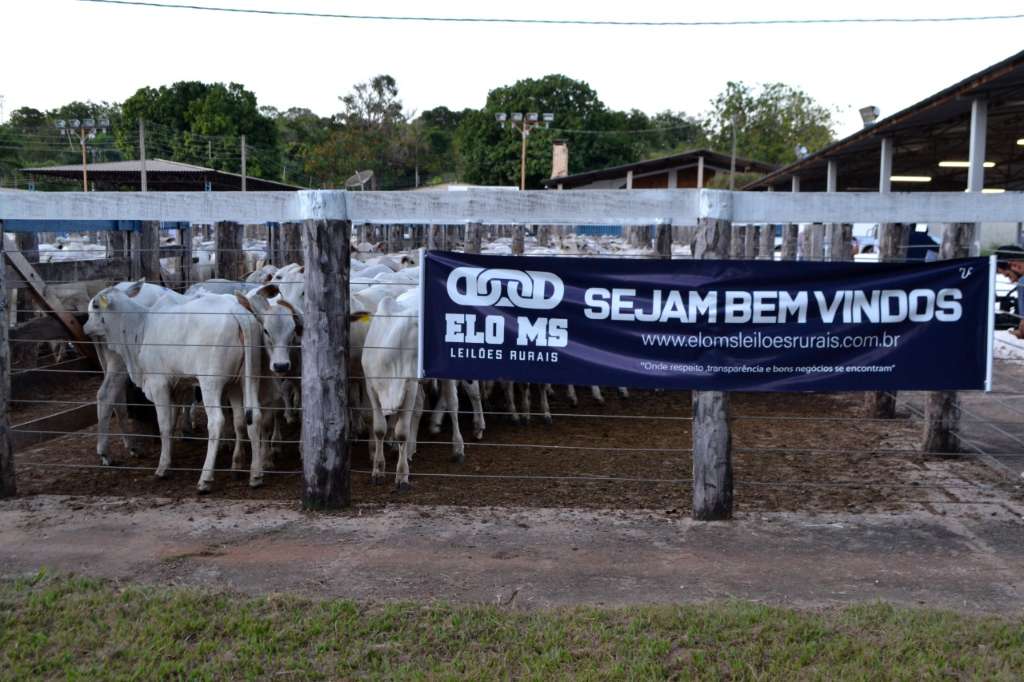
[864, 222, 908, 418]
[2, 241, 97, 365]
[0, 221, 15, 498]
[11, 404, 96, 451]
[757, 224, 773, 259]
[465, 222, 482, 255]
[692, 217, 733, 521]
[655, 223, 672, 259]
[5, 189, 1024, 230]
[781, 224, 798, 260]
[283, 222, 303, 266]
[923, 223, 975, 453]
[215, 221, 243, 280]
[301, 218, 351, 509]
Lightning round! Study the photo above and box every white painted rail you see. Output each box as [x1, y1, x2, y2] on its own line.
[1, 189, 1023, 225]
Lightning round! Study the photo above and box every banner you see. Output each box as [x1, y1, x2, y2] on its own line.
[420, 252, 994, 392]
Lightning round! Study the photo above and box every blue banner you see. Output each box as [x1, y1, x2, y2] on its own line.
[420, 252, 994, 392]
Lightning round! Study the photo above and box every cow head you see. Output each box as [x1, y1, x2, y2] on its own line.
[236, 284, 298, 375]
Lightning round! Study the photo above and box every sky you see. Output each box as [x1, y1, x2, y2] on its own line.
[2, 0, 1022, 139]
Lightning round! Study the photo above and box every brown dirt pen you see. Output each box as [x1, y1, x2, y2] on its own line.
[12, 381, 1019, 514]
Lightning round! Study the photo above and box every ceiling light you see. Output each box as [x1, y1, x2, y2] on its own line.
[982, 188, 1006, 194]
[938, 160, 995, 168]
[1018, 138, 1024, 146]
[890, 175, 931, 183]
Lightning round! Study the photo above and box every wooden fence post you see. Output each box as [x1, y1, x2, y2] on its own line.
[132, 221, 161, 283]
[283, 222, 304, 266]
[729, 225, 745, 259]
[743, 226, 757, 259]
[512, 225, 525, 255]
[178, 224, 192, 290]
[828, 223, 853, 262]
[757, 224, 774, 259]
[864, 223, 910, 417]
[809, 224, 825, 261]
[922, 222, 975, 453]
[655, 223, 672, 259]
[301, 218, 351, 509]
[781, 224, 798, 261]
[215, 221, 242, 280]
[0, 221, 14, 498]
[466, 223, 482, 255]
[692, 217, 733, 520]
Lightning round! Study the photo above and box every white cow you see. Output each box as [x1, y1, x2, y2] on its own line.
[361, 294, 464, 489]
[89, 281, 190, 466]
[84, 284, 264, 492]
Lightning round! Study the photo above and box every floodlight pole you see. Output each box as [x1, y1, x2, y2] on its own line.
[496, 113, 554, 191]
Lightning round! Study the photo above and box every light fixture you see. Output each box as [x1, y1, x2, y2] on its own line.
[890, 175, 932, 183]
[494, 112, 507, 122]
[83, 118, 95, 128]
[859, 105, 880, 127]
[526, 112, 539, 123]
[982, 188, 1006, 194]
[511, 112, 524, 122]
[55, 119, 66, 129]
[1018, 138, 1024, 146]
[938, 160, 996, 168]
[542, 113, 555, 122]
[70, 118, 80, 128]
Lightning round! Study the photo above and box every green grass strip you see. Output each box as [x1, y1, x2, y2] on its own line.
[2, 570, 1023, 680]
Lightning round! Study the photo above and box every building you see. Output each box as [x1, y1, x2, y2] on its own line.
[744, 49, 1024, 248]
[19, 158, 302, 192]
[540, 149, 776, 191]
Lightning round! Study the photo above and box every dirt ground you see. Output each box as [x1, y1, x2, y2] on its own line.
[12, 385, 1024, 515]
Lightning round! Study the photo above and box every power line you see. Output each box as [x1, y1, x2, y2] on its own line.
[77, 1, 1024, 28]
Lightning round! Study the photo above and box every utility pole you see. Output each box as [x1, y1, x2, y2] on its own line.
[240, 134, 247, 192]
[138, 119, 148, 192]
[729, 114, 738, 191]
[56, 117, 109, 191]
[495, 111, 555, 190]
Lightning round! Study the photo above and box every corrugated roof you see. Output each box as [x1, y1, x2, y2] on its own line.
[20, 158, 303, 191]
[541, 149, 775, 189]
[745, 48, 1024, 192]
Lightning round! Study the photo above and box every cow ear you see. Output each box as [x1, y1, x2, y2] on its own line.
[261, 271, 275, 284]
[97, 293, 110, 310]
[257, 284, 280, 300]
[247, 290, 272, 316]
[234, 292, 256, 315]
[298, 266, 305, 274]
[125, 279, 145, 297]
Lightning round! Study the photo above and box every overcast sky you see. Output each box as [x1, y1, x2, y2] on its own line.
[2, 0, 1022, 139]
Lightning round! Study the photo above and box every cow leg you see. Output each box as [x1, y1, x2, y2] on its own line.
[247, 405, 266, 489]
[500, 381, 520, 424]
[520, 383, 532, 425]
[566, 384, 579, 408]
[407, 384, 426, 463]
[95, 367, 123, 466]
[367, 386, 387, 485]
[394, 382, 422, 490]
[150, 382, 175, 479]
[539, 383, 552, 425]
[429, 383, 448, 435]
[591, 386, 605, 405]
[197, 381, 227, 493]
[227, 388, 246, 476]
[462, 380, 486, 440]
[444, 380, 465, 463]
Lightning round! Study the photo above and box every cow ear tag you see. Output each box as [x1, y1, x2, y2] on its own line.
[97, 294, 110, 310]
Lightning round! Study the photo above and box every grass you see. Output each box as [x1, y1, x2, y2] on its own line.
[2, 571, 1023, 680]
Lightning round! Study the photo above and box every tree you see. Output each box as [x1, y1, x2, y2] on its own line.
[306, 75, 415, 189]
[702, 81, 835, 165]
[454, 74, 694, 188]
[119, 81, 277, 177]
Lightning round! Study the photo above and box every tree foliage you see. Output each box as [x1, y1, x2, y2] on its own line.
[702, 81, 836, 165]
[119, 81, 277, 177]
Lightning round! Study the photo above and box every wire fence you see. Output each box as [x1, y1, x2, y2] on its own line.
[2, 219, 1022, 514]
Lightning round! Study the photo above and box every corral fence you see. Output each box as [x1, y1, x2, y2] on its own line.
[1, 188, 1023, 518]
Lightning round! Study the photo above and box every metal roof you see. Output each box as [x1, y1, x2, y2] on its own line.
[745, 49, 1024, 192]
[19, 158, 303, 192]
[541, 148, 776, 189]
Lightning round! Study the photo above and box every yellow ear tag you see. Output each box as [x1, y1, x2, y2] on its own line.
[97, 294, 109, 310]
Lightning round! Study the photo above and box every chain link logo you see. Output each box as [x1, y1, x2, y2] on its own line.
[446, 267, 564, 309]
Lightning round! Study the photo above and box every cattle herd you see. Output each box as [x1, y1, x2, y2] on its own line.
[79, 237, 629, 493]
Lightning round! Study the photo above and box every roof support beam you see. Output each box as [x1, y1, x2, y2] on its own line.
[826, 160, 838, 193]
[879, 138, 893, 193]
[967, 98, 988, 192]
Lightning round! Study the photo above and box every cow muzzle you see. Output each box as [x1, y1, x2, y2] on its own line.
[272, 361, 291, 374]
